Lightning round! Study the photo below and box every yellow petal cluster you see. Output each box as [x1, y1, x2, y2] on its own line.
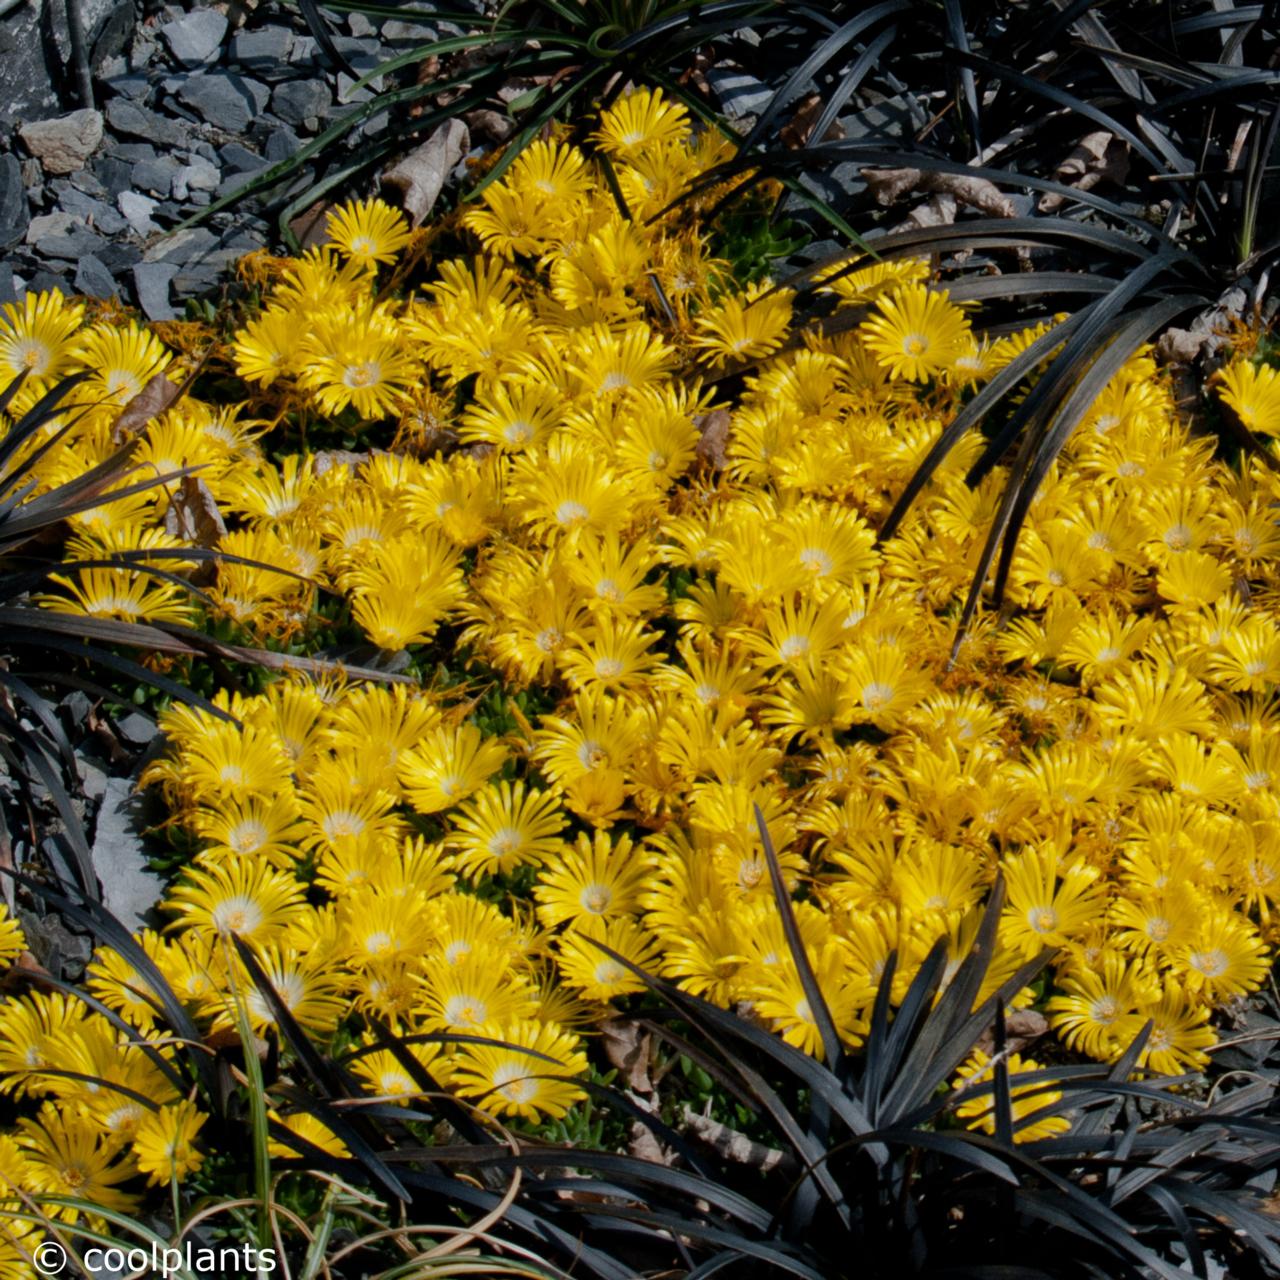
[0, 86, 1278, 1218]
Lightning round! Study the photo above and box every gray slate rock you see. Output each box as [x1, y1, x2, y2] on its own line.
[160, 8, 227, 66]
[65, 168, 110, 198]
[115, 711, 157, 745]
[74, 253, 119, 299]
[131, 155, 181, 198]
[92, 155, 135, 198]
[105, 98, 190, 148]
[705, 69, 772, 121]
[231, 25, 294, 73]
[92, 777, 165, 929]
[117, 189, 159, 235]
[26, 211, 77, 245]
[172, 159, 220, 200]
[142, 226, 217, 264]
[19, 108, 105, 175]
[271, 78, 330, 127]
[108, 140, 159, 164]
[263, 123, 301, 163]
[100, 72, 151, 102]
[41, 226, 108, 260]
[133, 261, 178, 320]
[221, 141, 267, 173]
[0, 156, 28, 250]
[178, 71, 270, 133]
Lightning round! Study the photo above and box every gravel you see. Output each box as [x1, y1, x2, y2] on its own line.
[5, 0, 481, 316]
[160, 8, 228, 67]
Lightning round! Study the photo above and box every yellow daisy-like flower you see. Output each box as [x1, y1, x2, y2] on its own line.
[450, 1020, 589, 1121]
[953, 1050, 1070, 1143]
[326, 197, 413, 266]
[448, 780, 568, 878]
[1216, 358, 1280, 436]
[132, 1100, 207, 1185]
[592, 86, 690, 159]
[691, 282, 794, 364]
[859, 282, 972, 382]
[0, 904, 26, 969]
[74, 320, 171, 407]
[0, 290, 84, 386]
[297, 305, 420, 419]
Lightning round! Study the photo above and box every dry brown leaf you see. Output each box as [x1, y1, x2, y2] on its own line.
[600, 1018, 653, 1093]
[1038, 131, 1130, 211]
[973, 1008, 1049, 1058]
[863, 166, 1017, 218]
[681, 1105, 798, 1177]
[112, 373, 182, 443]
[382, 119, 470, 227]
[163, 477, 226, 548]
[694, 409, 732, 468]
[781, 93, 846, 149]
[287, 199, 333, 251]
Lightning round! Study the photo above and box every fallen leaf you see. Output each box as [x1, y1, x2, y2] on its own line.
[1038, 131, 1130, 211]
[600, 1018, 653, 1093]
[863, 166, 1017, 218]
[694, 409, 732, 468]
[382, 119, 470, 227]
[288, 199, 333, 251]
[681, 1105, 797, 1177]
[112, 373, 183, 443]
[781, 93, 845, 149]
[974, 1008, 1049, 1058]
[163, 477, 226, 548]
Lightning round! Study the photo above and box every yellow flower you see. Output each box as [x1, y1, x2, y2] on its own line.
[450, 1020, 588, 1121]
[326, 197, 413, 266]
[859, 282, 972, 382]
[592, 86, 690, 159]
[1216, 358, 1280, 435]
[297, 304, 420, 419]
[132, 1101, 207, 1185]
[691, 282, 794, 364]
[448, 780, 567, 878]
[954, 1050, 1070, 1143]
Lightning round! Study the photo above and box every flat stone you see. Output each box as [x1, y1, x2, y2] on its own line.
[270, 79, 331, 127]
[26, 211, 77, 245]
[91, 0, 139, 75]
[40, 226, 108, 260]
[115, 711, 157, 745]
[105, 98, 190, 149]
[178, 72, 270, 133]
[54, 188, 128, 235]
[92, 155, 134, 197]
[74, 253, 119, 299]
[77, 756, 108, 804]
[97, 242, 141, 271]
[92, 776, 165, 929]
[108, 140, 158, 164]
[382, 19, 437, 42]
[117, 189, 158, 235]
[347, 11, 374, 36]
[133, 261, 177, 320]
[172, 158, 219, 200]
[707, 68, 773, 120]
[231, 25, 293, 73]
[66, 168, 109, 198]
[160, 8, 227, 66]
[0, 156, 28, 250]
[288, 35, 317, 63]
[19, 108, 105, 175]
[220, 142, 266, 173]
[263, 124, 301, 163]
[131, 155, 180, 198]
[100, 72, 151, 102]
[142, 226, 216, 264]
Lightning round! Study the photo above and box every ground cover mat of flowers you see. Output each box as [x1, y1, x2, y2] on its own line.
[1, 87, 1280, 1255]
